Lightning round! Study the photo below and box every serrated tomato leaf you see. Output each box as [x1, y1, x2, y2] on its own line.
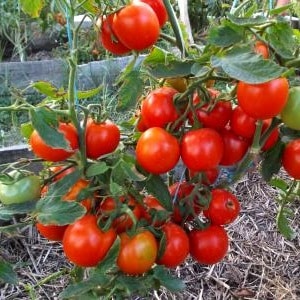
[276, 207, 296, 240]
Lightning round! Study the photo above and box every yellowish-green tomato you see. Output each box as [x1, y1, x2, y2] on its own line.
[281, 87, 300, 130]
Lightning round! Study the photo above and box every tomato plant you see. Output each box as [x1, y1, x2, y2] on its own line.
[136, 127, 180, 174]
[112, 2, 160, 51]
[117, 230, 158, 275]
[142, 195, 166, 226]
[30, 122, 79, 162]
[189, 225, 229, 265]
[203, 189, 240, 225]
[85, 119, 120, 159]
[237, 78, 289, 120]
[156, 222, 189, 268]
[181, 128, 224, 171]
[63, 214, 117, 267]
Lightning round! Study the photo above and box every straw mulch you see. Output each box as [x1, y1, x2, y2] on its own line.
[0, 171, 299, 300]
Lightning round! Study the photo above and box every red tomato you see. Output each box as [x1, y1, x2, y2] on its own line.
[99, 195, 144, 233]
[237, 77, 289, 119]
[36, 223, 68, 241]
[85, 119, 120, 160]
[141, 87, 179, 128]
[30, 122, 78, 162]
[203, 189, 240, 225]
[112, 2, 160, 51]
[254, 41, 269, 59]
[117, 230, 158, 275]
[50, 165, 75, 181]
[99, 14, 130, 55]
[142, 195, 166, 226]
[157, 222, 189, 268]
[261, 119, 279, 151]
[63, 214, 117, 267]
[230, 105, 257, 139]
[189, 225, 229, 265]
[181, 128, 224, 172]
[169, 182, 202, 223]
[282, 139, 300, 179]
[220, 128, 250, 166]
[63, 179, 92, 212]
[136, 0, 168, 27]
[190, 89, 232, 130]
[136, 127, 180, 174]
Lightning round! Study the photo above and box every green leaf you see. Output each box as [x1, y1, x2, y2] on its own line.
[30, 107, 70, 149]
[86, 162, 109, 177]
[30, 81, 64, 98]
[20, 0, 45, 18]
[211, 46, 286, 83]
[0, 260, 18, 285]
[227, 14, 268, 27]
[81, 0, 100, 15]
[20, 122, 34, 140]
[77, 86, 103, 100]
[152, 265, 186, 292]
[261, 141, 285, 182]
[0, 201, 37, 221]
[269, 178, 289, 192]
[266, 22, 297, 60]
[109, 181, 124, 197]
[269, 4, 294, 16]
[145, 175, 172, 211]
[208, 21, 244, 47]
[276, 207, 296, 240]
[120, 160, 146, 182]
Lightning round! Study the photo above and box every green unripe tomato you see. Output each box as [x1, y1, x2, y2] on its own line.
[281, 87, 300, 130]
[0, 172, 41, 205]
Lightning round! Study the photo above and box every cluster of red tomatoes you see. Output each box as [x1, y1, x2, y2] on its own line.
[98, 0, 168, 54]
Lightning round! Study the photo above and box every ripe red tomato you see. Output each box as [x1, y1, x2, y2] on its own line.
[220, 128, 250, 166]
[99, 195, 144, 233]
[85, 119, 120, 160]
[30, 122, 79, 162]
[99, 14, 130, 55]
[237, 77, 289, 119]
[136, 0, 168, 27]
[282, 139, 300, 179]
[230, 105, 257, 139]
[36, 223, 68, 241]
[142, 195, 166, 226]
[63, 179, 92, 212]
[189, 225, 229, 265]
[112, 2, 160, 51]
[254, 41, 269, 59]
[156, 222, 189, 268]
[261, 119, 279, 151]
[141, 87, 179, 128]
[181, 128, 224, 172]
[203, 189, 240, 225]
[136, 127, 180, 174]
[189, 89, 232, 130]
[117, 230, 158, 275]
[169, 181, 202, 223]
[63, 214, 117, 267]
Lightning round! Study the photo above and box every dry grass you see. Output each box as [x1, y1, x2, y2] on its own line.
[0, 171, 299, 300]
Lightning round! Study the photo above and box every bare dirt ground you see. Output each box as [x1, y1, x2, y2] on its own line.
[0, 170, 299, 300]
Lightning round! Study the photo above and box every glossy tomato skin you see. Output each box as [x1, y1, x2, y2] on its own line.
[261, 119, 279, 151]
[190, 90, 232, 130]
[220, 128, 250, 166]
[63, 214, 116, 267]
[30, 122, 79, 162]
[99, 14, 130, 55]
[282, 139, 300, 179]
[141, 87, 179, 128]
[136, 0, 168, 27]
[117, 230, 158, 275]
[169, 182, 202, 224]
[189, 225, 229, 265]
[254, 41, 269, 59]
[36, 223, 68, 241]
[85, 119, 120, 160]
[181, 128, 224, 172]
[281, 87, 300, 130]
[230, 105, 257, 139]
[99, 195, 144, 233]
[203, 189, 240, 225]
[237, 77, 289, 119]
[157, 222, 189, 268]
[112, 2, 160, 51]
[136, 127, 180, 174]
